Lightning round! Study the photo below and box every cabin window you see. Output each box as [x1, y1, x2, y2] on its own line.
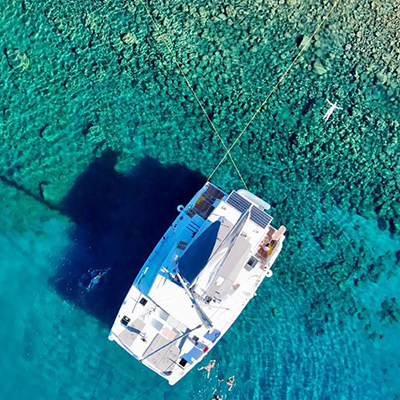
[245, 256, 258, 271]
[177, 241, 188, 250]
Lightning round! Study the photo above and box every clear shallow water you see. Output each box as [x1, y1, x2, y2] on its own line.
[1, 176, 399, 400]
[1, 0, 399, 399]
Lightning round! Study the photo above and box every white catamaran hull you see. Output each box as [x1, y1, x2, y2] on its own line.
[109, 182, 285, 385]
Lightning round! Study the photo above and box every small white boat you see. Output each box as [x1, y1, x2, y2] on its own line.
[109, 182, 285, 385]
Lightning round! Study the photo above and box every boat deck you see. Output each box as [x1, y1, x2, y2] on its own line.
[109, 182, 285, 385]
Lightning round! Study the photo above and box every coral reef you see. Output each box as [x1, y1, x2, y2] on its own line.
[0, 0, 399, 355]
[1, 0, 399, 398]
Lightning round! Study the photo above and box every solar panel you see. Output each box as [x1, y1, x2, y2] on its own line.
[226, 191, 273, 229]
[250, 207, 273, 228]
[226, 191, 251, 213]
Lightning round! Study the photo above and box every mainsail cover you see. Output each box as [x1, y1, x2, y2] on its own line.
[192, 208, 250, 294]
[178, 220, 221, 284]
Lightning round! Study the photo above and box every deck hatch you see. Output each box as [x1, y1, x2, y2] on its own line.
[179, 358, 188, 367]
[139, 298, 148, 306]
[226, 192, 273, 228]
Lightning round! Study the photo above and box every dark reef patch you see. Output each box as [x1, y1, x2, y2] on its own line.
[50, 150, 205, 326]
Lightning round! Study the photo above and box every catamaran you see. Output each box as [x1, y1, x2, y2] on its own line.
[109, 182, 285, 385]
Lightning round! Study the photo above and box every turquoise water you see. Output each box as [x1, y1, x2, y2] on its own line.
[1, 0, 399, 399]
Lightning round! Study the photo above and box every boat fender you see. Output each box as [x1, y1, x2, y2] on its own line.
[266, 269, 273, 278]
[177, 205, 184, 212]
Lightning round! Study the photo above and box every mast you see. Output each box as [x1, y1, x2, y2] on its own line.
[176, 272, 213, 329]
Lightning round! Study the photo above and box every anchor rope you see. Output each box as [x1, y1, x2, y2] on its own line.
[138, 0, 248, 189]
[88, 347, 165, 400]
[87, 5, 344, 397]
[89, 350, 109, 400]
[89, 1, 342, 395]
[138, 0, 341, 187]
[131, 379, 164, 400]
[208, 0, 342, 181]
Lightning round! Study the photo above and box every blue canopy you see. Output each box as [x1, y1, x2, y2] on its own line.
[178, 220, 221, 284]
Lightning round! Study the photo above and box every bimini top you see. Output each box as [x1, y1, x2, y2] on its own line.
[178, 220, 221, 283]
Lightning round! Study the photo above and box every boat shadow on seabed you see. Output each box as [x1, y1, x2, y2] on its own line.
[50, 149, 205, 327]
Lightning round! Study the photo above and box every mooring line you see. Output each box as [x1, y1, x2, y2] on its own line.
[138, 0, 248, 189]
[88, 348, 164, 400]
[131, 379, 164, 400]
[207, 0, 342, 182]
[89, 352, 109, 400]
